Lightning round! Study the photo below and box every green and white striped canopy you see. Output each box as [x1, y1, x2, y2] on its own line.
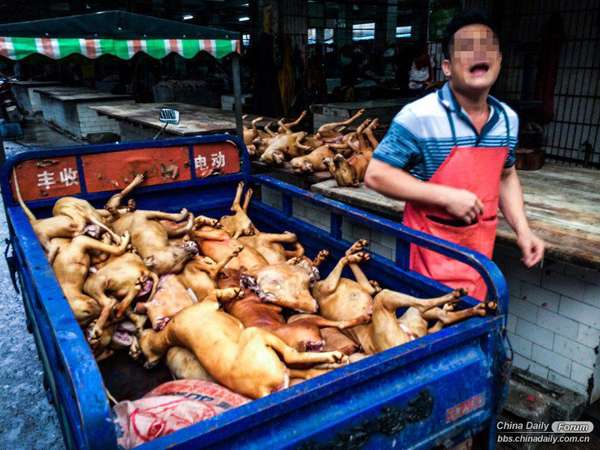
[0, 11, 240, 61]
[0, 37, 239, 60]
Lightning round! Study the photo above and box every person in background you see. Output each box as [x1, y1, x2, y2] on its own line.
[365, 9, 545, 301]
[408, 41, 434, 94]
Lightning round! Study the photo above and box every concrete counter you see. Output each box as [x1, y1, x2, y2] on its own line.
[10, 81, 62, 114]
[34, 87, 133, 140]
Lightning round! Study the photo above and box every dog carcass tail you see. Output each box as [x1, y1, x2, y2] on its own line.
[12, 169, 37, 224]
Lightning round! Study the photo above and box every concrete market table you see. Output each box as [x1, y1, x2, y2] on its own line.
[10, 80, 62, 114]
[34, 87, 133, 139]
[90, 102, 256, 141]
[312, 165, 600, 270]
[311, 164, 600, 401]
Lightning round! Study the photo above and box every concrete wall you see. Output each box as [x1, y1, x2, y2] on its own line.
[119, 122, 157, 142]
[495, 244, 600, 402]
[76, 102, 132, 139]
[259, 186, 600, 402]
[11, 85, 33, 114]
[39, 94, 132, 140]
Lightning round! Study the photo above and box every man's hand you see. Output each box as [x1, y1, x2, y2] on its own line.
[442, 188, 484, 224]
[517, 230, 545, 268]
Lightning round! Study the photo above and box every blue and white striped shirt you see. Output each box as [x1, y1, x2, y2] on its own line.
[373, 83, 518, 182]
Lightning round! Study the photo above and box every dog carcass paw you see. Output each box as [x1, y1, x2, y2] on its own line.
[369, 280, 382, 293]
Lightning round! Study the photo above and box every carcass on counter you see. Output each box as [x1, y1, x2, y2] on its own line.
[249, 109, 380, 188]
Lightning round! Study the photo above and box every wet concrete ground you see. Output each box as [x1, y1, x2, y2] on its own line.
[0, 118, 77, 449]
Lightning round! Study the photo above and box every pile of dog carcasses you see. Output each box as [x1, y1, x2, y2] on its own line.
[15, 167, 493, 400]
[245, 110, 380, 187]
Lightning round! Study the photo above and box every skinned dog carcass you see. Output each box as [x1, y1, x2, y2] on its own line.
[260, 131, 309, 166]
[140, 287, 347, 399]
[314, 241, 492, 354]
[191, 226, 268, 271]
[219, 268, 370, 352]
[241, 261, 321, 313]
[290, 145, 335, 174]
[111, 208, 199, 275]
[51, 232, 130, 345]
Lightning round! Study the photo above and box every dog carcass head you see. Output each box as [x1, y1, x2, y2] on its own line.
[144, 241, 199, 276]
[245, 264, 318, 313]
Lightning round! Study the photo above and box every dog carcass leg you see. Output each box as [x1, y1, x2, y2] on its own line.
[144, 209, 189, 222]
[374, 288, 466, 314]
[254, 327, 347, 366]
[314, 255, 348, 296]
[348, 262, 377, 295]
[424, 303, 487, 331]
[115, 282, 143, 318]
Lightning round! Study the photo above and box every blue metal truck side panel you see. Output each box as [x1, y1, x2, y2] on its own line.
[2, 135, 510, 449]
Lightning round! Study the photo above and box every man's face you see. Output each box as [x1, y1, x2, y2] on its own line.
[443, 24, 501, 93]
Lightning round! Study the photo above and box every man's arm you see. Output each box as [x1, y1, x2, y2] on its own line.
[498, 166, 545, 267]
[364, 159, 484, 224]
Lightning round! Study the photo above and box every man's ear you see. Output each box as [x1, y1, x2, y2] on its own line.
[442, 59, 451, 77]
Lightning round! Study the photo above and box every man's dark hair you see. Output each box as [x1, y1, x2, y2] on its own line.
[442, 9, 498, 60]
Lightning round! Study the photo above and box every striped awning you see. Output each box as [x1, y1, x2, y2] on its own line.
[0, 36, 240, 60]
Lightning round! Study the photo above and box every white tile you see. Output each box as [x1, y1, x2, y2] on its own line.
[559, 297, 600, 329]
[341, 218, 352, 236]
[506, 276, 522, 297]
[505, 259, 543, 285]
[370, 229, 382, 245]
[507, 331, 533, 358]
[531, 344, 571, 377]
[509, 296, 538, 322]
[547, 371, 587, 395]
[546, 263, 567, 274]
[493, 254, 506, 272]
[516, 318, 554, 350]
[583, 283, 600, 307]
[554, 335, 596, 368]
[370, 242, 393, 260]
[520, 281, 560, 312]
[542, 271, 586, 300]
[494, 244, 522, 259]
[380, 232, 397, 250]
[506, 314, 517, 333]
[512, 354, 549, 379]
[536, 308, 579, 340]
[571, 362, 594, 387]
[577, 324, 600, 348]
[351, 224, 370, 242]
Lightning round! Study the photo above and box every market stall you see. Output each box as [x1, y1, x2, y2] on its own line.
[0, 10, 244, 139]
[10, 80, 62, 114]
[308, 164, 600, 403]
[90, 102, 268, 141]
[34, 86, 133, 140]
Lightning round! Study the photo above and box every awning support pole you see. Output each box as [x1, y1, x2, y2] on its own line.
[232, 52, 244, 140]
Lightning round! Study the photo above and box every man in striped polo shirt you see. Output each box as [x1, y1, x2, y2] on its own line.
[365, 10, 545, 301]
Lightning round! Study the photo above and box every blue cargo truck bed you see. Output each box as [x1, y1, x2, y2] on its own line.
[1, 135, 510, 449]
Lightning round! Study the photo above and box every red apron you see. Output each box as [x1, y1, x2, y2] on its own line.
[404, 107, 510, 301]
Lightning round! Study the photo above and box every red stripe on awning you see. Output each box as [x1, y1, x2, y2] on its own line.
[85, 39, 96, 59]
[41, 38, 55, 58]
[132, 39, 142, 54]
[169, 39, 179, 53]
[204, 39, 213, 55]
[0, 37, 7, 58]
